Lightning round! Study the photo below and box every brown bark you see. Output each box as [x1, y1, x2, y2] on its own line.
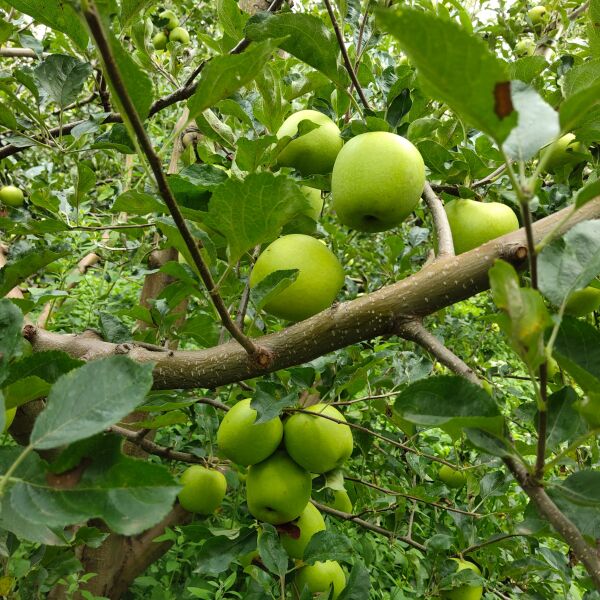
[26, 197, 600, 390]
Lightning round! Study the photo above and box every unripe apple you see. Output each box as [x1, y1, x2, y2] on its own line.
[276, 110, 343, 175]
[177, 465, 227, 514]
[159, 9, 179, 30]
[169, 26, 190, 45]
[295, 560, 346, 599]
[332, 132, 425, 232]
[528, 5, 547, 26]
[540, 133, 585, 172]
[279, 502, 325, 559]
[547, 357, 559, 380]
[514, 38, 536, 56]
[443, 558, 483, 600]
[0, 185, 24, 207]
[3, 407, 16, 433]
[249, 234, 344, 322]
[301, 187, 324, 221]
[153, 31, 168, 50]
[444, 199, 519, 254]
[284, 403, 353, 474]
[217, 398, 283, 466]
[327, 489, 353, 513]
[246, 451, 312, 524]
[564, 287, 600, 317]
[438, 465, 467, 489]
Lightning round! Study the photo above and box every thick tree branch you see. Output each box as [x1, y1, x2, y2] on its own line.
[24, 199, 600, 389]
[421, 182, 454, 259]
[82, 1, 268, 364]
[312, 500, 426, 552]
[504, 456, 600, 590]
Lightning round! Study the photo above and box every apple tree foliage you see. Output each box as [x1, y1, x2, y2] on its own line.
[0, 0, 600, 598]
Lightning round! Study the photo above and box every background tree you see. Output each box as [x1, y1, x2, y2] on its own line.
[1, 0, 600, 599]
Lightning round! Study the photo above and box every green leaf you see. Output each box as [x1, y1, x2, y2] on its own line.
[3, 0, 88, 49]
[0, 247, 70, 297]
[465, 428, 516, 458]
[553, 317, 600, 393]
[502, 82, 559, 161]
[489, 260, 552, 368]
[99, 313, 131, 344]
[250, 382, 297, 424]
[205, 173, 311, 262]
[0, 102, 18, 130]
[0, 300, 23, 386]
[73, 162, 96, 208]
[3, 377, 51, 409]
[195, 528, 258, 575]
[30, 357, 154, 450]
[187, 39, 279, 121]
[257, 524, 288, 577]
[3, 351, 83, 390]
[538, 220, 600, 307]
[507, 56, 548, 84]
[92, 124, 136, 154]
[375, 7, 516, 142]
[575, 180, 600, 209]
[553, 471, 600, 507]
[0, 436, 180, 540]
[394, 376, 503, 434]
[33, 55, 92, 109]
[245, 12, 348, 87]
[563, 59, 600, 97]
[337, 560, 371, 600]
[249, 269, 299, 311]
[303, 530, 354, 565]
[560, 81, 600, 133]
[543, 387, 586, 452]
[217, 0, 247, 39]
[588, 0, 600, 57]
[111, 190, 165, 214]
[121, 0, 153, 28]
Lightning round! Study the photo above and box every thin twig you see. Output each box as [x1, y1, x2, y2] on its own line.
[312, 500, 426, 552]
[461, 533, 529, 555]
[0, 47, 37, 57]
[322, 0, 371, 111]
[82, 1, 269, 365]
[421, 182, 454, 258]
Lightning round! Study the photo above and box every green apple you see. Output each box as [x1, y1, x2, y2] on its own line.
[280, 502, 325, 559]
[302, 187, 324, 221]
[284, 403, 353, 474]
[540, 133, 585, 172]
[3, 407, 16, 433]
[442, 558, 483, 600]
[153, 31, 168, 50]
[217, 398, 283, 466]
[528, 5, 547, 25]
[169, 26, 190, 44]
[0, 185, 24, 208]
[514, 38, 536, 56]
[246, 451, 311, 524]
[438, 465, 467, 489]
[177, 465, 227, 514]
[159, 9, 179, 30]
[331, 132, 425, 232]
[276, 110, 343, 175]
[444, 199, 519, 254]
[327, 490, 353, 513]
[249, 234, 344, 322]
[564, 287, 600, 317]
[295, 560, 346, 600]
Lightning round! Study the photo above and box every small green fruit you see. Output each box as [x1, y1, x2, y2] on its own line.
[438, 465, 467, 489]
[169, 26, 190, 45]
[177, 466, 227, 514]
[564, 287, 600, 317]
[159, 9, 179, 30]
[442, 558, 483, 600]
[276, 110, 343, 175]
[295, 560, 346, 599]
[332, 132, 425, 232]
[153, 31, 168, 50]
[514, 38, 536, 56]
[249, 234, 344, 322]
[280, 502, 326, 559]
[540, 133, 585, 172]
[284, 403, 353, 474]
[0, 185, 24, 208]
[444, 199, 519, 254]
[3, 407, 16, 433]
[246, 451, 311, 524]
[528, 5, 547, 25]
[217, 398, 283, 466]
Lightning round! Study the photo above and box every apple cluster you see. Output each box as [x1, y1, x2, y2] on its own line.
[152, 10, 190, 50]
[177, 399, 354, 598]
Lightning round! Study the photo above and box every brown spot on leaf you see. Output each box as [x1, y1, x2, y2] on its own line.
[494, 81, 514, 119]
